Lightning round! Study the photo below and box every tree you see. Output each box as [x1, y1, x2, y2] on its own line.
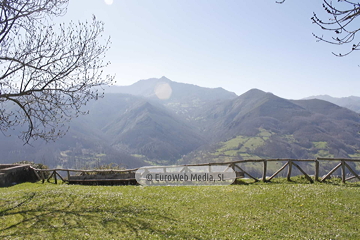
[278, 0, 360, 57]
[0, 0, 114, 143]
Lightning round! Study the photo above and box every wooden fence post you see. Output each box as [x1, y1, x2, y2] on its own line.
[262, 160, 267, 182]
[287, 160, 292, 181]
[53, 170, 57, 184]
[47, 171, 54, 183]
[341, 160, 346, 183]
[315, 160, 319, 182]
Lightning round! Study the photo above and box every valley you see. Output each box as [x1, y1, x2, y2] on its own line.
[1, 77, 360, 171]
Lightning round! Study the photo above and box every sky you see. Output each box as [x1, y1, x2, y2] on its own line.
[58, 0, 360, 99]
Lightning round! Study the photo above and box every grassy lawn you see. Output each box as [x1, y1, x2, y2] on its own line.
[1, 180, 360, 239]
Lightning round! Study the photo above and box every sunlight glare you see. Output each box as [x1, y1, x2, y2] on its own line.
[154, 82, 172, 100]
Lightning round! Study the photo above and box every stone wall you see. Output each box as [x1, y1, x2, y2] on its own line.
[0, 164, 39, 187]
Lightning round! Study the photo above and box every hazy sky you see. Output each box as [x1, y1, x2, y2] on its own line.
[60, 0, 360, 99]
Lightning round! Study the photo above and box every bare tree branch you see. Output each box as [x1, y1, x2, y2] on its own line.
[311, 0, 360, 57]
[278, 0, 360, 57]
[0, 1, 114, 143]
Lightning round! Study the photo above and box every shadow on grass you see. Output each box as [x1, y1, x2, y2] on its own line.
[0, 192, 36, 215]
[0, 192, 201, 239]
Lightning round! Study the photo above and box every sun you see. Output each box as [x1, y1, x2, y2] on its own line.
[104, 0, 113, 5]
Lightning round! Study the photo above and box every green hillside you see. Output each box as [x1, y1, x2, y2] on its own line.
[102, 100, 205, 163]
[186, 89, 360, 164]
[1, 78, 360, 169]
[182, 127, 360, 164]
[305, 95, 360, 113]
[1, 181, 360, 239]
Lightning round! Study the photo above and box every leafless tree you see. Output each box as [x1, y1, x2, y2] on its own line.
[278, 0, 360, 57]
[0, 0, 114, 143]
[312, 0, 360, 57]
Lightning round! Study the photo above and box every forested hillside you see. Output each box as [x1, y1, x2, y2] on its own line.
[1, 77, 360, 169]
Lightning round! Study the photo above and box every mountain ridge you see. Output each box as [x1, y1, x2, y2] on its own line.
[105, 76, 237, 101]
[304, 95, 360, 113]
[1, 77, 360, 168]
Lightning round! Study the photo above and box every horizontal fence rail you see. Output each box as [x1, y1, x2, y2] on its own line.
[32, 158, 360, 185]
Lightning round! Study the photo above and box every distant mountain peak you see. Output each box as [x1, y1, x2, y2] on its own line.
[106, 77, 237, 102]
[248, 88, 264, 92]
[138, 76, 171, 83]
[159, 76, 171, 81]
[304, 94, 360, 113]
[239, 88, 274, 99]
[304, 94, 333, 101]
[242, 88, 276, 95]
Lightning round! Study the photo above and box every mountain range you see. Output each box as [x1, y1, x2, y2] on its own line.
[1, 77, 360, 169]
[304, 95, 360, 113]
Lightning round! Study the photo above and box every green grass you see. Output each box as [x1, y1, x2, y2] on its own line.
[237, 153, 261, 160]
[223, 150, 238, 156]
[315, 149, 335, 158]
[315, 152, 334, 158]
[214, 133, 266, 159]
[218, 135, 266, 153]
[1, 180, 360, 239]
[349, 150, 360, 159]
[241, 137, 264, 151]
[257, 128, 273, 137]
[311, 141, 334, 158]
[313, 141, 328, 149]
[217, 135, 248, 152]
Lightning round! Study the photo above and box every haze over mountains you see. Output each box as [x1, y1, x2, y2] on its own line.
[1, 77, 360, 169]
[304, 95, 360, 113]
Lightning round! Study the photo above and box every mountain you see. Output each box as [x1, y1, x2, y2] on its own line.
[106, 76, 238, 119]
[195, 89, 311, 139]
[0, 122, 147, 169]
[1, 78, 360, 170]
[0, 91, 205, 168]
[85, 93, 206, 162]
[182, 89, 360, 164]
[101, 98, 205, 163]
[304, 95, 360, 113]
[107, 76, 237, 101]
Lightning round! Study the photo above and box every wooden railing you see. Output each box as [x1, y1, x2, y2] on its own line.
[32, 158, 360, 185]
[32, 168, 139, 185]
